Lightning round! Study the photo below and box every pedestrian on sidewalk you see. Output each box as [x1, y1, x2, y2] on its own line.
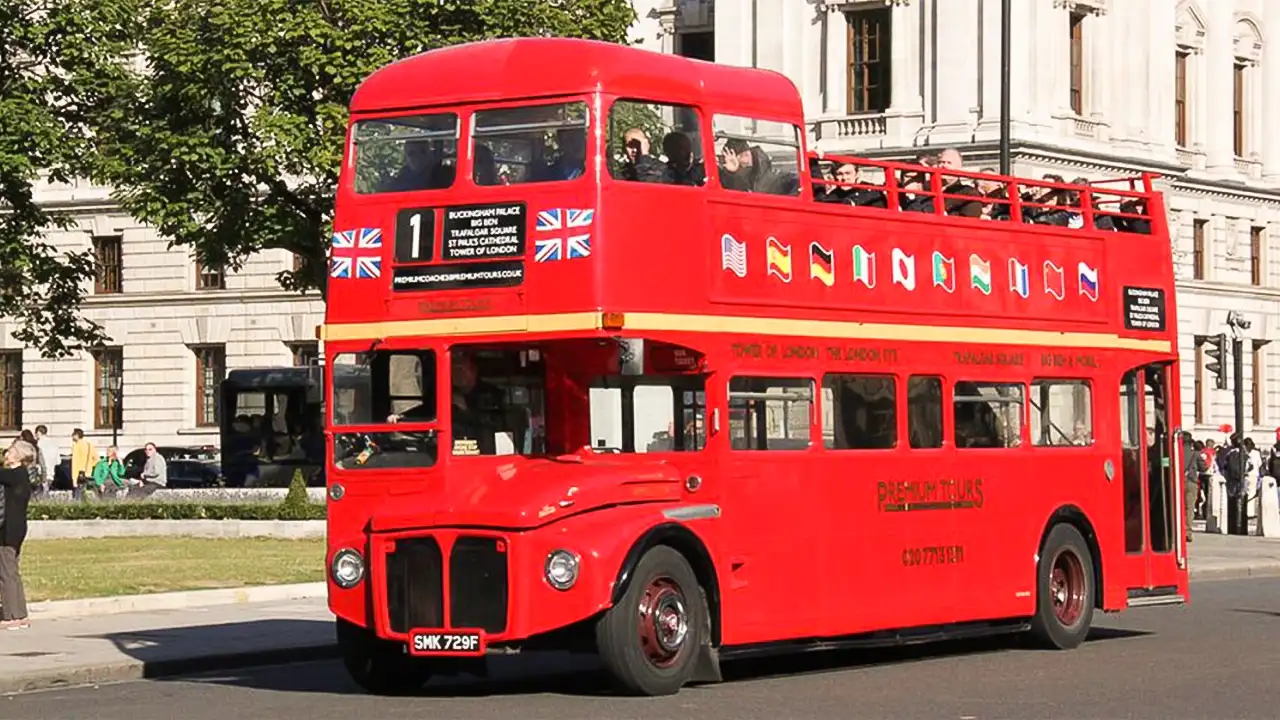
[0, 440, 34, 629]
[1182, 431, 1198, 543]
[69, 429, 96, 500]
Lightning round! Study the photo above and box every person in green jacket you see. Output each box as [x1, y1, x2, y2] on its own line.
[90, 447, 126, 496]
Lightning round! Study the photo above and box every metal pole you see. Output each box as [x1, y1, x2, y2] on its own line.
[999, 0, 1012, 175]
[1232, 337, 1248, 535]
[112, 389, 120, 448]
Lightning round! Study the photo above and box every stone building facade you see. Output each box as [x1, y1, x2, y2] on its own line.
[5, 0, 1280, 453]
[630, 0, 1280, 443]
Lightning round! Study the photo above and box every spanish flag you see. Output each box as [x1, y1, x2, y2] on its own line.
[766, 237, 792, 282]
[809, 241, 834, 286]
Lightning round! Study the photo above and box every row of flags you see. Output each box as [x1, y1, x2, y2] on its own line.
[723, 234, 1100, 301]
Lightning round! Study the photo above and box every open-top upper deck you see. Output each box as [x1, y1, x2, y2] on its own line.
[324, 39, 1174, 356]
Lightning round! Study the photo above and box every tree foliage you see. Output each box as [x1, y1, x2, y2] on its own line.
[1, 0, 637, 357]
[91, 0, 639, 296]
[0, 0, 141, 357]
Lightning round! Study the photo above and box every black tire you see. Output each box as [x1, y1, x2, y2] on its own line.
[1029, 524, 1095, 649]
[595, 545, 706, 696]
[336, 618, 431, 695]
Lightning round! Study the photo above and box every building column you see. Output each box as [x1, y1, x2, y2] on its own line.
[1143, 0, 1175, 152]
[927, 0, 978, 142]
[888, 1, 921, 115]
[1203, 0, 1235, 174]
[1264, 44, 1280, 181]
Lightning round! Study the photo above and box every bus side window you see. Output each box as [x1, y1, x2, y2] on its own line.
[607, 100, 706, 187]
[472, 101, 589, 185]
[728, 377, 813, 450]
[711, 114, 803, 197]
[821, 374, 896, 449]
[1030, 379, 1093, 446]
[907, 376, 943, 449]
[352, 113, 459, 194]
[953, 381, 1025, 449]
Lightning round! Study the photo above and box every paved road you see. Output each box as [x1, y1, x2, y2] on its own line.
[9, 577, 1280, 719]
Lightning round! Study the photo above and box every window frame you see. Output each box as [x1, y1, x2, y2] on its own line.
[1192, 218, 1207, 280]
[0, 350, 21, 432]
[470, 99, 592, 187]
[193, 344, 227, 428]
[1069, 12, 1085, 116]
[906, 374, 945, 450]
[589, 374, 708, 454]
[820, 372, 898, 451]
[1028, 378, 1094, 448]
[93, 234, 123, 295]
[727, 375, 815, 452]
[93, 346, 124, 431]
[952, 380, 1027, 450]
[1174, 50, 1188, 147]
[350, 111, 461, 195]
[604, 97, 708, 189]
[710, 112, 806, 198]
[1233, 62, 1245, 157]
[195, 257, 226, 291]
[846, 7, 892, 114]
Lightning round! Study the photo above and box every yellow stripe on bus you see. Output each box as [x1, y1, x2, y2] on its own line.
[320, 311, 1173, 353]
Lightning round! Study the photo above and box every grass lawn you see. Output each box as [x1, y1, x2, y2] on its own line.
[19, 537, 326, 602]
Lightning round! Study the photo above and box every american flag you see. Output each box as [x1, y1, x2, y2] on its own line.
[721, 234, 746, 277]
[330, 227, 382, 280]
[534, 208, 594, 260]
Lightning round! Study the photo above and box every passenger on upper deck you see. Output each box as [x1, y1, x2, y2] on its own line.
[934, 148, 984, 219]
[380, 140, 443, 192]
[718, 138, 779, 193]
[537, 128, 587, 181]
[618, 128, 663, 182]
[661, 131, 706, 187]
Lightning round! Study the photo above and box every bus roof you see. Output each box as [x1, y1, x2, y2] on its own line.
[350, 37, 801, 119]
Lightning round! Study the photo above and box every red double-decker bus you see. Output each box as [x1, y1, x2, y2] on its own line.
[322, 37, 1188, 697]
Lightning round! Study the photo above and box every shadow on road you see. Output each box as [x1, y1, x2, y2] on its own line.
[179, 623, 1152, 699]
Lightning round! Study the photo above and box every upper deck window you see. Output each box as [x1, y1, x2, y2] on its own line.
[712, 114, 803, 197]
[472, 101, 588, 186]
[607, 100, 706, 187]
[353, 113, 459, 194]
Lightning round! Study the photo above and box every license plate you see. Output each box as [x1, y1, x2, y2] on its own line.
[408, 629, 485, 656]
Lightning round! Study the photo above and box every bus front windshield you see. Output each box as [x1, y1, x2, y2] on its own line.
[328, 340, 707, 471]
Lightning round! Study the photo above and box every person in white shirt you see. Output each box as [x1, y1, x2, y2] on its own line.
[1244, 437, 1264, 495]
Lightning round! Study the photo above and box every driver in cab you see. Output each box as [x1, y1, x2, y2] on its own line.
[386, 353, 503, 455]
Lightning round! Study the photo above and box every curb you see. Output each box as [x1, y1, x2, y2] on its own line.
[1190, 562, 1280, 582]
[0, 642, 340, 696]
[29, 582, 328, 620]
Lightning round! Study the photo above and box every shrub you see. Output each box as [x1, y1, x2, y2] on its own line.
[27, 502, 326, 521]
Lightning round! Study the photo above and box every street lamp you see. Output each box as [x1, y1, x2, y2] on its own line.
[107, 376, 122, 448]
[998, 0, 1012, 175]
[1226, 310, 1252, 535]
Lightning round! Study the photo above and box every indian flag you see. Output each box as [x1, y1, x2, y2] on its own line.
[969, 254, 992, 295]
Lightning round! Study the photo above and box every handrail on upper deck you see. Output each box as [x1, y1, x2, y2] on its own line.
[805, 152, 1157, 235]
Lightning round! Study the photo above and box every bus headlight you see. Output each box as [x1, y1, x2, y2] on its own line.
[331, 548, 365, 589]
[544, 549, 580, 591]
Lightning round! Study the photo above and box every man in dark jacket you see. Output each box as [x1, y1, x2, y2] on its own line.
[0, 439, 34, 628]
[1181, 432, 1198, 542]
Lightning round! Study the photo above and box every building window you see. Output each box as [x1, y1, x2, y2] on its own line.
[1253, 341, 1266, 426]
[846, 9, 891, 114]
[289, 341, 319, 367]
[675, 31, 714, 62]
[93, 347, 123, 430]
[1174, 51, 1188, 147]
[193, 345, 226, 427]
[1069, 13, 1085, 115]
[1233, 63, 1245, 157]
[195, 258, 226, 290]
[93, 235, 123, 294]
[0, 351, 21, 432]
[1194, 339, 1205, 425]
[1251, 226, 1264, 286]
[1193, 219, 1207, 280]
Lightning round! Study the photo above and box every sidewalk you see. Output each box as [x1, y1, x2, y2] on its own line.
[3, 531, 1280, 696]
[0, 598, 336, 696]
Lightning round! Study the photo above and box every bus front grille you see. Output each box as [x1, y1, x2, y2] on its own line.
[448, 536, 509, 634]
[385, 537, 444, 634]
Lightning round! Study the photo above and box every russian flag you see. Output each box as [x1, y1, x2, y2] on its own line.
[1078, 262, 1099, 301]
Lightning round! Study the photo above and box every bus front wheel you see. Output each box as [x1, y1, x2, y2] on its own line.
[595, 545, 706, 696]
[1029, 523, 1095, 649]
[336, 618, 432, 695]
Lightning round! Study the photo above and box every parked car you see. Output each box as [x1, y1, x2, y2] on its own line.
[163, 459, 224, 489]
[123, 445, 218, 480]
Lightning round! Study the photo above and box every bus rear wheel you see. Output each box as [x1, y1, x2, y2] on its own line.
[595, 545, 706, 696]
[336, 618, 431, 695]
[1029, 524, 1095, 650]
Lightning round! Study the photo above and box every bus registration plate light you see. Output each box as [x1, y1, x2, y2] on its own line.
[408, 629, 486, 656]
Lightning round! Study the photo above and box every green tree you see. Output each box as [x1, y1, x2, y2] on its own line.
[90, 0, 638, 297]
[0, 0, 140, 357]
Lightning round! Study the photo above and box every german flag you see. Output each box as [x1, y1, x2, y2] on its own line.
[766, 237, 792, 282]
[810, 241, 834, 286]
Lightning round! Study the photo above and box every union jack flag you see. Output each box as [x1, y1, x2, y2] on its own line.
[330, 227, 382, 280]
[534, 208, 594, 261]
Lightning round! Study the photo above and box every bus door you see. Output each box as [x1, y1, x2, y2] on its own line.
[1118, 363, 1184, 599]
